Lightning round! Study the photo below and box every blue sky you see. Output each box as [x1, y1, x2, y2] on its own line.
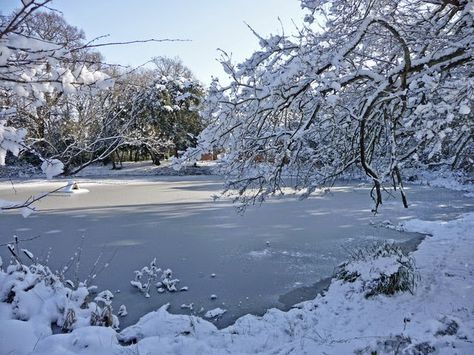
[2, 0, 305, 85]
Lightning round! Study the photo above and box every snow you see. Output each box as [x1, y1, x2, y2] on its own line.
[118, 304, 217, 343]
[344, 255, 403, 280]
[33, 326, 119, 355]
[0, 178, 473, 353]
[0, 319, 39, 354]
[0, 0, 472, 351]
[0, 178, 471, 328]
[21, 0, 34, 7]
[24, 212, 473, 353]
[54, 160, 218, 179]
[204, 308, 227, 319]
[459, 103, 471, 115]
[58, 181, 89, 194]
[41, 159, 64, 180]
[0, 120, 26, 166]
[20, 206, 34, 218]
[248, 248, 272, 258]
[118, 305, 128, 317]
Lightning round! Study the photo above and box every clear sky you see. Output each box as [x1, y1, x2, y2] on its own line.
[2, 0, 306, 85]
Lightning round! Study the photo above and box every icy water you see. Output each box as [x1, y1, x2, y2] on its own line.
[0, 176, 472, 329]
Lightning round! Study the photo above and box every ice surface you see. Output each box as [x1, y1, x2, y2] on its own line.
[0, 176, 472, 330]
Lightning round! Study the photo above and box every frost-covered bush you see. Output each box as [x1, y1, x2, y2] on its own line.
[131, 258, 184, 297]
[355, 334, 435, 355]
[335, 242, 419, 298]
[158, 268, 180, 293]
[131, 258, 162, 298]
[0, 242, 120, 333]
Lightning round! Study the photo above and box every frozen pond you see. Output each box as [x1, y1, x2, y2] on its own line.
[0, 176, 473, 329]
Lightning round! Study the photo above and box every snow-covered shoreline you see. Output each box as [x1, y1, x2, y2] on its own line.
[1, 208, 473, 354]
[0, 160, 218, 181]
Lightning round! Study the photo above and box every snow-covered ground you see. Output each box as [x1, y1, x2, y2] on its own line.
[0, 160, 216, 180]
[0, 170, 473, 354]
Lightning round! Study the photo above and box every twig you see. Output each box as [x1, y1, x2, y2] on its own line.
[0, 234, 42, 247]
[71, 38, 191, 52]
[9, 178, 17, 195]
[0, 183, 69, 211]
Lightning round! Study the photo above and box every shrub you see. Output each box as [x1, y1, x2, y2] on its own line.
[335, 242, 419, 298]
[0, 238, 120, 332]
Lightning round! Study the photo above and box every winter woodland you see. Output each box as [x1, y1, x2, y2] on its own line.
[0, 0, 473, 354]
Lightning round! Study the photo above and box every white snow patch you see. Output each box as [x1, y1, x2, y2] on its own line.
[0, 319, 39, 354]
[204, 308, 226, 319]
[459, 104, 471, 115]
[58, 181, 89, 194]
[41, 159, 64, 179]
[248, 248, 272, 258]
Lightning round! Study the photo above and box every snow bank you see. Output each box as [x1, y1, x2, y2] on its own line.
[118, 304, 217, 344]
[33, 326, 119, 355]
[405, 168, 474, 193]
[0, 319, 39, 354]
[73, 160, 217, 178]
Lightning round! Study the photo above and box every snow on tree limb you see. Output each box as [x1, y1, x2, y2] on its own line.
[1, 1, 202, 180]
[180, 0, 473, 212]
[0, 117, 27, 165]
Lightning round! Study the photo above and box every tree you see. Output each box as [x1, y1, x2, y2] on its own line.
[181, 0, 473, 212]
[1, 1, 196, 177]
[4, 9, 107, 161]
[94, 63, 203, 169]
[149, 59, 203, 154]
[152, 56, 195, 81]
[0, 0, 113, 176]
